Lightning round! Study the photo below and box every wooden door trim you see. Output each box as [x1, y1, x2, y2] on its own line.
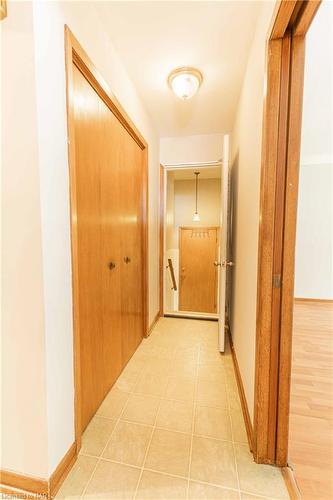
[64, 26, 149, 449]
[159, 165, 164, 316]
[254, 0, 321, 466]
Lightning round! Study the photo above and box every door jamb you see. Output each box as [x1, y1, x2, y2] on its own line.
[159, 165, 165, 316]
[160, 164, 222, 316]
[254, 0, 321, 466]
[64, 26, 149, 449]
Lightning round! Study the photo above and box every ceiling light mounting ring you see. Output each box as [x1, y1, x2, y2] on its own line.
[168, 66, 203, 100]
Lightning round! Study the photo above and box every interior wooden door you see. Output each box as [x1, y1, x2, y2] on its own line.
[120, 131, 144, 365]
[73, 64, 134, 430]
[99, 95, 123, 398]
[179, 227, 218, 313]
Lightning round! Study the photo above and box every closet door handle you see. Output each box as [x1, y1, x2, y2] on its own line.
[108, 262, 116, 270]
[124, 256, 131, 264]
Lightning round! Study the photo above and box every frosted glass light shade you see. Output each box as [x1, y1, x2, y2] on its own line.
[168, 67, 203, 100]
[193, 212, 200, 222]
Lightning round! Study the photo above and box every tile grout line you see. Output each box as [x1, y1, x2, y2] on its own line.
[79, 359, 147, 499]
[132, 370, 172, 499]
[186, 337, 201, 499]
[225, 336, 242, 500]
[75, 323, 250, 500]
[74, 451, 281, 500]
[98, 395, 234, 413]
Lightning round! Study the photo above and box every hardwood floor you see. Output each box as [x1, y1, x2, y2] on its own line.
[289, 300, 333, 500]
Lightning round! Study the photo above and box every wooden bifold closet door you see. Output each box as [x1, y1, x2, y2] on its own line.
[73, 64, 144, 431]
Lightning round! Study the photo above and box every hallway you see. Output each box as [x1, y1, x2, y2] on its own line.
[56, 318, 288, 499]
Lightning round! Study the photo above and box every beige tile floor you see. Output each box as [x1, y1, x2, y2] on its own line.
[56, 318, 289, 500]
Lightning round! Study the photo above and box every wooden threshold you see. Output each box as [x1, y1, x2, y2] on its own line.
[164, 312, 218, 321]
[294, 297, 333, 303]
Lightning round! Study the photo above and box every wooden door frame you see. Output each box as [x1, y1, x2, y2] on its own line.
[254, 0, 321, 466]
[159, 165, 165, 316]
[64, 26, 149, 449]
[179, 226, 219, 313]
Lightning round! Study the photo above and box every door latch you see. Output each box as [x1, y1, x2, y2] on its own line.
[273, 274, 281, 288]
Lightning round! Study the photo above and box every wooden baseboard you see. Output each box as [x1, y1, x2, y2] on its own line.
[49, 442, 77, 498]
[146, 311, 160, 337]
[282, 466, 302, 500]
[0, 470, 48, 497]
[228, 330, 254, 452]
[294, 297, 333, 303]
[0, 442, 77, 499]
[0, 484, 44, 499]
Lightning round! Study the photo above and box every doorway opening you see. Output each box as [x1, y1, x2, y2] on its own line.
[162, 165, 221, 320]
[288, 2, 333, 498]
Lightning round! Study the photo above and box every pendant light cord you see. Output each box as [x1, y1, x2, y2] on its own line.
[195, 172, 199, 213]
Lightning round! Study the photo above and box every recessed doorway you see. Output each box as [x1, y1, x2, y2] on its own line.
[162, 166, 221, 318]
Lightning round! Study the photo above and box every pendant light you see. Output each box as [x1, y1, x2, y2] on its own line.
[193, 172, 200, 222]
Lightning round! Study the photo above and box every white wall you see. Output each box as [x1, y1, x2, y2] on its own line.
[160, 133, 223, 165]
[33, 0, 160, 476]
[1, 1, 49, 477]
[295, 1, 333, 300]
[2, 0, 160, 478]
[174, 179, 221, 245]
[230, 1, 275, 423]
[295, 164, 333, 299]
[300, 1, 333, 166]
[166, 172, 176, 251]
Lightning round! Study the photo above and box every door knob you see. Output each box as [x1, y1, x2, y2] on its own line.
[214, 261, 222, 267]
[108, 262, 116, 270]
[223, 261, 235, 267]
[124, 256, 131, 264]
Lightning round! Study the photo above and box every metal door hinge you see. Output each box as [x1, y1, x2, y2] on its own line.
[273, 274, 281, 288]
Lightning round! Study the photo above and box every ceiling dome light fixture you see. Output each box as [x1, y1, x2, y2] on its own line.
[168, 67, 203, 100]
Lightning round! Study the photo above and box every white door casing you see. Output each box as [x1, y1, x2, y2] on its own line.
[218, 135, 230, 352]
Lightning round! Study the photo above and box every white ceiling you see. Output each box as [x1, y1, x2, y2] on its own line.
[171, 167, 221, 180]
[94, 1, 263, 138]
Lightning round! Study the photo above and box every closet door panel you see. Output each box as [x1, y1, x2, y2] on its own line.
[120, 134, 144, 364]
[72, 61, 145, 432]
[99, 100, 123, 397]
[73, 65, 105, 430]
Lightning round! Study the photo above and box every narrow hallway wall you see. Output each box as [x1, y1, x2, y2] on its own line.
[230, 1, 276, 423]
[1, 0, 49, 478]
[32, 0, 160, 476]
[1, 0, 160, 480]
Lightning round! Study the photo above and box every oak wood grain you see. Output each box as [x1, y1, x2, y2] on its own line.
[179, 227, 218, 314]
